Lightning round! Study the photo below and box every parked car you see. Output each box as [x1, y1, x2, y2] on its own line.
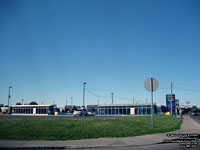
[87, 112, 96, 116]
[73, 107, 88, 117]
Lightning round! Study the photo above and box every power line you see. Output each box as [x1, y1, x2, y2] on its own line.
[85, 88, 101, 97]
[176, 82, 200, 88]
[115, 96, 132, 101]
[174, 88, 200, 92]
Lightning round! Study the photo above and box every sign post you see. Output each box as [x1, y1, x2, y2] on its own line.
[144, 77, 159, 128]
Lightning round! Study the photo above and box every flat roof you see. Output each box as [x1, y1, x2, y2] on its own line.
[11, 105, 54, 107]
[98, 104, 154, 107]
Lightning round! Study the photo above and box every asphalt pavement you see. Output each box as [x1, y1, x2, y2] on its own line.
[0, 115, 200, 149]
[190, 114, 200, 124]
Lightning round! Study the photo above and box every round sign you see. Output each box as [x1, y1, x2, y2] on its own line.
[144, 78, 159, 92]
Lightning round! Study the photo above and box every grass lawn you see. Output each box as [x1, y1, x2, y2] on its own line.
[0, 115, 182, 140]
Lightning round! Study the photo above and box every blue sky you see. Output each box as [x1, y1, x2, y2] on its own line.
[0, 0, 200, 107]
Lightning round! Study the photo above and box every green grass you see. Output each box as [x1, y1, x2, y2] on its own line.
[0, 115, 183, 140]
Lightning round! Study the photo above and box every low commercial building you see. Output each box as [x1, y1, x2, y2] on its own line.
[87, 104, 157, 115]
[11, 105, 54, 115]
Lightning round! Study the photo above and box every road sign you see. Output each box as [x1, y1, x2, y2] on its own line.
[144, 78, 159, 92]
[144, 77, 159, 128]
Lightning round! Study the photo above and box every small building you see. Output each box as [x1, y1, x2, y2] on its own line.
[11, 105, 54, 115]
[87, 104, 157, 115]
[0, 107, 9, 114]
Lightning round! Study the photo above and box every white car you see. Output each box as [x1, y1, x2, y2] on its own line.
[87, 112, 96, 116]
[73, 108, 88, 117]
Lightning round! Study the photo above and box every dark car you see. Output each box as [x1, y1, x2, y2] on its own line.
[191, 110, 199, 116]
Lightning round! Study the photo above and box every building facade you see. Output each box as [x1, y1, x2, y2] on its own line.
[87, 104, 157, 115]
[11, 105, 54, 115]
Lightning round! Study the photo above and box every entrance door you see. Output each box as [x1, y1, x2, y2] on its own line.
[33, 108, 36, 115]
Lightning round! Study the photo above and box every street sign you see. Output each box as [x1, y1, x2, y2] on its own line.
[144, 78, 159, 92]
[144, 77, 159, 128]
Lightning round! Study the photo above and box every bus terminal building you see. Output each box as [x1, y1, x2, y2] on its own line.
[11, 105, 54, 115]
[87, 104, 157, 115]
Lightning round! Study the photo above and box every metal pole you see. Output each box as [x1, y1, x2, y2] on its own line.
[8, 86, 12, 107]
[171, 81, 173, 116]
[111, 93, 114, 104]
[150, 78, 154, 128]
[22, 99, 24, 105]
[71, 97, 73, 113]
[83, 82, 87, 107]
[133, 98, 134, 104]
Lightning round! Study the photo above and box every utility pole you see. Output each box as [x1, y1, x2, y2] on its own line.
[170, 81, 173, 116]
[66, 99, 67, 106]
[146, 98, 148, 104]
[71, 97, 73, 113]
[133, 98, 134, 104]
[83, 82, 87, 107]
[111, 93, 114, 104]
[21, 99, 24, 105]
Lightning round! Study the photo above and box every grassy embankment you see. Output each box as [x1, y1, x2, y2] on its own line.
[0, 115, 182, 140]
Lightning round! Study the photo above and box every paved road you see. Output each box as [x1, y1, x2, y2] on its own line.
[72, 143, 200, 150]
[190, 114, 200, 125]
[0, 115, 127, 120]
[1, 142, 200, 150]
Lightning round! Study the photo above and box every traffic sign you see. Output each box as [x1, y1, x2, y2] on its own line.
[144, 78, 159, 92]
[144, 77, 159, 128]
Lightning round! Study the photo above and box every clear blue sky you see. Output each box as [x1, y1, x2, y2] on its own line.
[0, 0, 200, 107]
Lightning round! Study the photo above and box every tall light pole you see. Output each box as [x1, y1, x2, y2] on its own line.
[8, 86, 12, 107]
[71, 97, 73, 106]
[83, 82, 87, 107]
[111, 93, 114, 104]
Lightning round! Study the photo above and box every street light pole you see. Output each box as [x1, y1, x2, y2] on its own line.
[8, 86, 12, 107]
[71, 97, 73, 106]
[111, 93, 114, 104]
[83, 82, 87, 107]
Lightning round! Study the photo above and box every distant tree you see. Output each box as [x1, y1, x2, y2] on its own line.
[16, 102, 22, 105]
[29, 101, 38, 105]
[0, 104, 4, 107]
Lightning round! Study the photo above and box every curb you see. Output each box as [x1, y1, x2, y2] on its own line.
[0, 141, 165, 150]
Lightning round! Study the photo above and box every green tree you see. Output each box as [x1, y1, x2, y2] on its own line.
[16, 102, 22, 105]
[29, 101, 38, 105]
